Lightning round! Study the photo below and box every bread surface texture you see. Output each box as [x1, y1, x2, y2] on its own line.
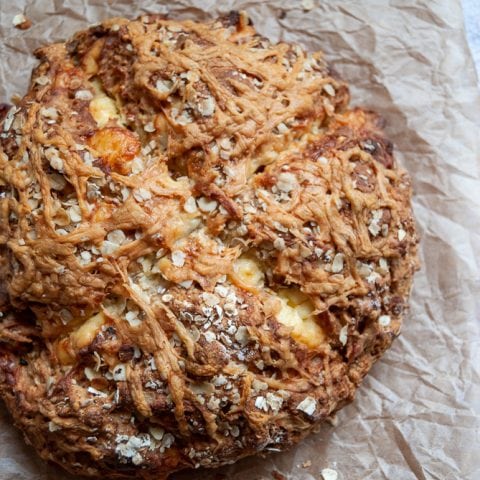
[0, 12, 418, 479]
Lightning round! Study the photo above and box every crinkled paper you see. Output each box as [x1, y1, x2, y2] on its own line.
[1, 1, 479, 479]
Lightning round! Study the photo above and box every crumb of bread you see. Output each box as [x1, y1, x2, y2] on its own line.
[12, 13, 32, 30]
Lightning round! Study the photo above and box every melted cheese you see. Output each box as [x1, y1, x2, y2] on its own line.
[231, 254, 265, 293]
[55, 311, 106, 364]
[231, 256, 325, 348]
[90, 94, 120, 127]
[276, 289, 326, 348]
[70, 311, 105, 350]
[89, 80, 121, 127]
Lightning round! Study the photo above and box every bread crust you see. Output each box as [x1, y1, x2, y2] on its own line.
[0, 12, 418, 479]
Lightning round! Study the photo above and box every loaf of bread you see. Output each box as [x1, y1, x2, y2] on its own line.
[0, 12, 418, 479]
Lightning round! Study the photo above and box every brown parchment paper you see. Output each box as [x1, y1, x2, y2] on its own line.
[1, 1, 479, 479]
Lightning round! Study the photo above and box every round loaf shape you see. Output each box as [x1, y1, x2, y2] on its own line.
[0, 12, 418, 479]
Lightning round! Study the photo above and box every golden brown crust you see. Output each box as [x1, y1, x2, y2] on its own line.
[0, 12, 418, 479]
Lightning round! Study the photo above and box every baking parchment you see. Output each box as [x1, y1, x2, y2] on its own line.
[1, 1, 479, 479]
